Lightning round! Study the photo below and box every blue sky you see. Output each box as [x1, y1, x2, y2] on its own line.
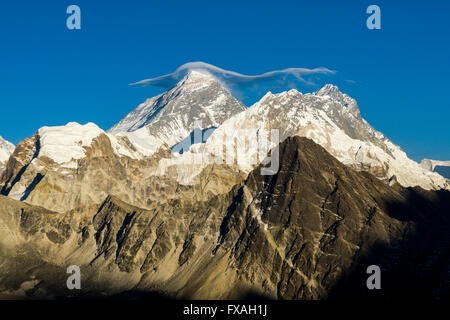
[0, 0, 449, 161]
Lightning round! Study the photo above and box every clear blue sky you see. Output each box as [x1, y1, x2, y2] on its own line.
[0, 0, 449, 161]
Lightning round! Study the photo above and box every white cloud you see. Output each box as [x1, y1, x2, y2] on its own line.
[131, 61, 335, 89]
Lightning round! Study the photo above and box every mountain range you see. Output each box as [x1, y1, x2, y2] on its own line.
[0, 69, 449, 300]
[108, 71, 246, 156]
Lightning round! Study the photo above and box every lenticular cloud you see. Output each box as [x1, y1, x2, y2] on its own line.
[130, 62, 335, 98]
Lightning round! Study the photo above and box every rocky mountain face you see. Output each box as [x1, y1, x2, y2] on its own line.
[108, 70, 247, 156]
[0, 122, 244, 213]
[0, 136, 14, 174]
[1, 76, 447, 216]
[0, 71, 449, 300]
[315, 83, 361, 117]
[171, 85, 448, 190]
[0, 122, 151, 211]
[0, 72, 249, 213]
[0, 137, 448, 300]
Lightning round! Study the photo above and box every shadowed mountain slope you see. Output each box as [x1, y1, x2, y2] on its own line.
[0, 137, 448, 299]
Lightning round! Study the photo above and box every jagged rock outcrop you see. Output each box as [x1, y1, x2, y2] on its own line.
[1, 137, 448, 299]
[213, 137, 450, 299]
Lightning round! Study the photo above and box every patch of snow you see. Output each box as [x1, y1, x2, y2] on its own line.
[38, 122, 104, 164]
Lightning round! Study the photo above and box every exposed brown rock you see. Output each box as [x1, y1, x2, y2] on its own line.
[0, 137, 448, 300]
[0, 132, 243, 213]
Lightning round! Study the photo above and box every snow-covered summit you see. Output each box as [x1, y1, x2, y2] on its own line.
[33, 122, 145, 167]
[182, 70, 217, 87]
[314, 84, 360, 117]
[0, 121, 151, 204]
[108, 69, 246, 156]
[109, 70, 244, 133]
[37, 122, 104, 164]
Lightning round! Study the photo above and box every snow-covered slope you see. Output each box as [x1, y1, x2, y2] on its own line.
[108, 70, 246, 156]
[38, 122, 105, 165]
[0, 136, 15, 172]
[0, 122, 156, 206]
[13, 122, 144, 170]
[161, 85, 449, 190]
[315, 84, 360, 117]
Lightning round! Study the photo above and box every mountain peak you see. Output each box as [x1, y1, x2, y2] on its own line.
[315, 83, 360, 117]
[178, 69, 219, 92]
[316, 83, 341, 95]
[184, 69, 216, 82]
[315, 84, 349, 101]
[108, 68, 246, 155]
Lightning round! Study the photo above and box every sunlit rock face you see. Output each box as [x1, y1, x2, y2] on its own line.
[0, 137, 449, 300]
[1, 67, 449, 301]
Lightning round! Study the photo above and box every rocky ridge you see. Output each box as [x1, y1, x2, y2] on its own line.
[167, 85, 449, 190]
[0, 122, 244, 213]
[0, 137, 448, 299]
[108, 70, 247, 156]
